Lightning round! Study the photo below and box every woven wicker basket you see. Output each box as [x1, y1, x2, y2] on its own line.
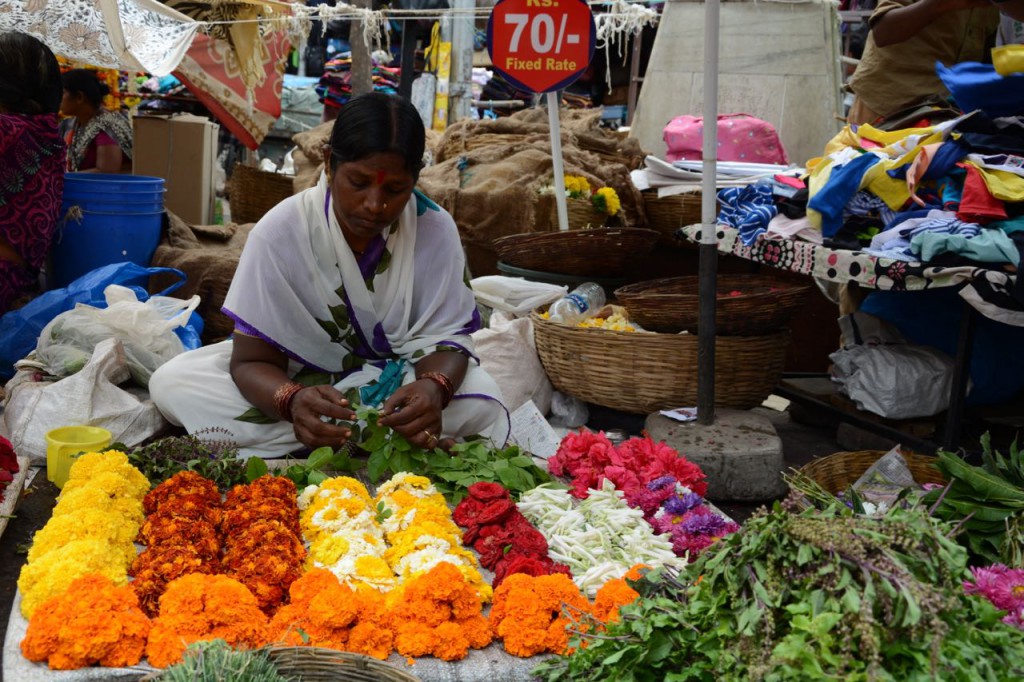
[532, 311, 788, 413]
[642, 190, 703, 243]
[494, 227, 659, 277]
[229, 164, 295, 224]
[550, 198, 607, 229]
[614, 274, 812, 335]
[796, 450, 946, 495]
[139, 646, 418, 681]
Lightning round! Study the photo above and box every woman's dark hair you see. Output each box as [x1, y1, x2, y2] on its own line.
[0, 32, 62, 115]
[61, 69, 111, 109]
[327, 92, 426, 180]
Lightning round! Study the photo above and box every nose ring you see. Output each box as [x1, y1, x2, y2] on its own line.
[383, 202, 388, 209]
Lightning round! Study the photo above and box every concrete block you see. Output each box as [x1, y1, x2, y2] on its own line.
[645, 409, 787, 502]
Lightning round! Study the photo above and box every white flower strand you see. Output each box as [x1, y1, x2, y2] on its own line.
[518, 481, 683, 597]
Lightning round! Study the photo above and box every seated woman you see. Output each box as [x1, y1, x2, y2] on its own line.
[151, 93, 506, 458]
[59, 69, 133, 173]
[0, 32, 65, 314]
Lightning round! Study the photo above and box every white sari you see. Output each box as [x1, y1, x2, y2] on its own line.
[150, 173, 507, 458]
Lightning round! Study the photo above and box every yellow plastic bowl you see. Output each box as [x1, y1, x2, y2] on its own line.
[45, 425, 112, 489]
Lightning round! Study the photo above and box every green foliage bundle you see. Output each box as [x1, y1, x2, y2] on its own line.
[159, 640, 291, 682]
[538, 501, 1024, 682]
[924, 435, 1024, 566]
[125, 428, 247, 489]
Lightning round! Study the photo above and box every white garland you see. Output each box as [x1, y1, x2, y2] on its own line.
[594, 0, 661, 94]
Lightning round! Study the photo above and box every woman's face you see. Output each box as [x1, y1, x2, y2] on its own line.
[327, 151, 415, 250]
[59, 89, 81, 117]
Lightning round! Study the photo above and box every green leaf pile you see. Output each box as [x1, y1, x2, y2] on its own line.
[125, 429, 248, 490]
[537, 501, 1024, 682]
[923, 435, 1024, 565]
[161, 640, 291, 682]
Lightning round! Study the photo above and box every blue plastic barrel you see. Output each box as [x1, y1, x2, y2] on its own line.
[50, 174, 166, 290]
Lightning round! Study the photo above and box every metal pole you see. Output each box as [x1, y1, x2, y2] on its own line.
[398, 20, 418, 100]
[547, 91, 569, 232]
[450, 0, 475, 122]
[697, 0, 720, 426]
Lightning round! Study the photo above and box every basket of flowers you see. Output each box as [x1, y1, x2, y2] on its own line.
[641, 190, 705, 244]
[542, 175, 621, 229]
[614, 274, 811, 335]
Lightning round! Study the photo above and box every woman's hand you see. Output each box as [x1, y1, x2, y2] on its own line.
[379, 379, 445, 450]
[290, 385, 358, 449]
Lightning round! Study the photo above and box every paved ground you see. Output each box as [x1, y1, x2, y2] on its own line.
[0, 402, 844, 680]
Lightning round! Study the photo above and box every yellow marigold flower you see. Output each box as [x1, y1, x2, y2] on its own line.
[52, 486, 144, 527]
[592, 186, 621, 216]
[373, 473, 437, 506]
[563, 175, 592, 199]
[308, 535, 352, 567]
[63, 451, 150, 498]
[27, 509, 137, 567]
[60, 471, 147, 506]
[298, 476, 372, 511]
[18, 538, 128, 618]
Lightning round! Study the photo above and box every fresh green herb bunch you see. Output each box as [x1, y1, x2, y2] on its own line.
[923, 435, 1024, 565]
[159, 640, 292, 682]
[538, 501, 1024, 682]
[126, 428, 247, 489]
[354, 405, 555, 503]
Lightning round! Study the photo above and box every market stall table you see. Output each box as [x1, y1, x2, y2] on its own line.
[678, 223, 1023, 453]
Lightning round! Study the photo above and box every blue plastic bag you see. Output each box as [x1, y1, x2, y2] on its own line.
[0, 262, 202, 380]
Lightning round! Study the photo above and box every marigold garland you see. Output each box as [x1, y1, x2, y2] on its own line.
[389, 561, 492, 661]
[489, 572, 593, 657]
[21, 573, 151, 670]
[269, 568, 394, 659]
[146, 573, 270, 668]
[591, 576, 640, 624]
[18, 453, 148, 618]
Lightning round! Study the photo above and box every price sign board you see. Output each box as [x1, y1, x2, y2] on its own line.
[487, 0, 596, 94]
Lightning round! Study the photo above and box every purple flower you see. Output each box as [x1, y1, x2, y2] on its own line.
[647, 475, 677, 492]
[679, 511, 729, 536]
[664, 492, 704, 516]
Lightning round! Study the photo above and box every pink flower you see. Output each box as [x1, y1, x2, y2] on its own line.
[548, 430, 614, 479]
[964, 564, 1010, 600]
[988, 568, 1024, 612]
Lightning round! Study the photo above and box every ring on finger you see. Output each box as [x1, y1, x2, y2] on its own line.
[423, 429, 437, 443]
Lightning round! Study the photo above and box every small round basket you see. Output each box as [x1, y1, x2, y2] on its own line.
[137, 646, 418, 682]
[642, 190, 704, 244]
[796, 450, 946, 496]
[614, 274, 812, 335]
[531, 310, 788, 413]
[494, 227, 660, 277]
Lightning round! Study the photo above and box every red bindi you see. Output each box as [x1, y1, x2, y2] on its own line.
[375, 170, 386, 185]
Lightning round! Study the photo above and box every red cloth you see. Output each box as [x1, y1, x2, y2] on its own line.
[957, 163, 1007, 224]
[173, 32, 289, 150]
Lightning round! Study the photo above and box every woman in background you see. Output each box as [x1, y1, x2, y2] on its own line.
[0, 31, 64, 314]
[59, 69, 133, 173]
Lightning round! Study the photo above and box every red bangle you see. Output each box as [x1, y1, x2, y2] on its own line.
[419, 372, 454, 408]
[273, 382, 304, 422]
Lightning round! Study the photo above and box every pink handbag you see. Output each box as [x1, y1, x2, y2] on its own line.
[663, 113, 789, 164]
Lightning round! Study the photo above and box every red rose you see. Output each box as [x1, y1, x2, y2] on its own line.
[509, 525, 549, 558]
[473, 499, 516, 526]
[493, 555, 572, 587]
[474, 525, 516, 569]
[0, 436, 18, 473]
[0, 470, 13, 484]
[467, 481, 510, 502]
[453, 497, 485, 528]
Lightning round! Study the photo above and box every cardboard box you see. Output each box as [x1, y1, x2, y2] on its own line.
[133, 114, 219, 224]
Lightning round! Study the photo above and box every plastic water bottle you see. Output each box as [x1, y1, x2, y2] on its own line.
[549, 283, 606, 325]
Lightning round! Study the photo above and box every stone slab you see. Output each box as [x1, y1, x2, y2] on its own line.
[646, 409, 787, 502]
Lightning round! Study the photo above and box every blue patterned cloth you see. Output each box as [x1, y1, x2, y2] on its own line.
[717, 184, 777, 245]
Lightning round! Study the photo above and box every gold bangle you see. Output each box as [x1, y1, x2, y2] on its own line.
[273, 382, 304, 422]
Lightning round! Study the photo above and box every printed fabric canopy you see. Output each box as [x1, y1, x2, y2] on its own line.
[0, 0, 198, 76]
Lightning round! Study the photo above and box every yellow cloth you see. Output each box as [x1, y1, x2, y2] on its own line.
[965, 161, 1024, 202]
[993, 44, 1024, 76]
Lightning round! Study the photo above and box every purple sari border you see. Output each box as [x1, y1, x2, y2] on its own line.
[452, 393, 511, 448]
[437, 341, 479, 363]
[339, 285, 386, 359]
[222, 307, 333, 374]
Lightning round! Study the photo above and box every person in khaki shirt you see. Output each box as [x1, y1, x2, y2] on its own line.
[847, 0, 1024, 125]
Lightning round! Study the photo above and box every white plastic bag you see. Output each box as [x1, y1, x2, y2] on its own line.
[34, 285, 199, 387]
[830, 312, 960, 420]
[470, 276, 567, 315]
[472, 314, 553, 414]
[4, 338, 168, 463]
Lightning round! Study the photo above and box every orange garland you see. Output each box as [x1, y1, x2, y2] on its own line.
[21, 574, 151, 670]
[145, 573, 270, 668]
[489, 572, 594, 657]
[390, 561, 492, 661]
[269, 568, 393, 659]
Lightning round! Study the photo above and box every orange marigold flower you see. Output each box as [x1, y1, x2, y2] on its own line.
[225, 474, 296, 508]
[143, 472, 220, 516]
[136, 513, 221, 558]
[220, 498, 300, 537]
[131, 545, 220, 617]
[223, 519, 304, 565]
[146, 574, 269, 668]
[286, 568, 343, 606]
[592, 577, 640, 624]
[624, 563, 649, 581]
[21, 574, 150, 670]
[490, 573, 592, 657]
